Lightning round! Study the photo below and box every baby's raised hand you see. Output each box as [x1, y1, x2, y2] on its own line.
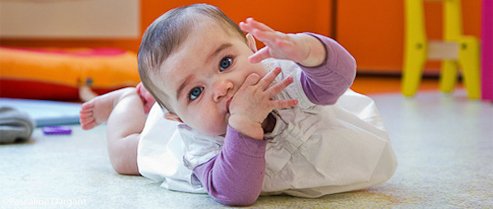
[239, 18, 325, 67]
[228, 67, 298, 140]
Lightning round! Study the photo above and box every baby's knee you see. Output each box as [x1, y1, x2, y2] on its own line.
[110, 156, 139, 175]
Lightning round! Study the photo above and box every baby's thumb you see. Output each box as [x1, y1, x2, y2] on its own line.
[248, 47, 271, 63]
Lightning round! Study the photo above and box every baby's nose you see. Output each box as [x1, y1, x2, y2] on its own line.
[213, 80, 233, 102]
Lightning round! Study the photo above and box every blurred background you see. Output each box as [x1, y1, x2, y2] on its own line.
[0, 0, 484, 100]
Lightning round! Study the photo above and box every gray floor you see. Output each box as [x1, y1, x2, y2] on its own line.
[1, 90, 492, 209]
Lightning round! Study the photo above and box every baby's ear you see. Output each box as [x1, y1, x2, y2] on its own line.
[246, 33, 257, 52]
[164, 112, 183, 123]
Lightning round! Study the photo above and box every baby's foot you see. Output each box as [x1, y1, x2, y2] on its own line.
[79, 88, 129, 130]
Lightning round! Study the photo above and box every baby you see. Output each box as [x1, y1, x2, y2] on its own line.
[81, 3, 397, 206]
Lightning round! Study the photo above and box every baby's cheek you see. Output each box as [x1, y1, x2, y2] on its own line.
[189, 113, 226, 136]
[214, 116, 229, 135]
[205, 119, 227, 136]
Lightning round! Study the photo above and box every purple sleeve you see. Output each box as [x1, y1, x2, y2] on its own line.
[300, 33, 357, 105]
[192, 126, 267, 206]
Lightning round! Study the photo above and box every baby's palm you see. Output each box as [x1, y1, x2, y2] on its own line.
[227, 67, 297, 139]
[239, 18, 310, 64]
[230, 67, 296, 123]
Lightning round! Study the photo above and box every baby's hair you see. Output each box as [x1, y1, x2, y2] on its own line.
[138, 3, 246, 112]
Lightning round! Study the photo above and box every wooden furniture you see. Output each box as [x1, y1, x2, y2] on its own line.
[402, 0, 480, 99]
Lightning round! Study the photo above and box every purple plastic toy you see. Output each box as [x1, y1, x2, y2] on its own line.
[42, 126, 72, 135]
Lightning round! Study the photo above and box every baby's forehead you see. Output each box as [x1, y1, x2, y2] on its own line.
[166, 25, 240, 63]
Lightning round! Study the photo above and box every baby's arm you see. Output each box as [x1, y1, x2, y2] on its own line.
[193, 126, 266, 206]
[299, 33, 356, 105]
[240, 18, 356, 105]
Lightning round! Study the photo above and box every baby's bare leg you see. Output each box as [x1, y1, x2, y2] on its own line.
[79, 83, 155, 130]
[105, 89, 147, 175]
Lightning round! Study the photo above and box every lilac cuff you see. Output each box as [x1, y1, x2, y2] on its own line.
[300, 33, 357, 105]
[192, 126, 266, 206]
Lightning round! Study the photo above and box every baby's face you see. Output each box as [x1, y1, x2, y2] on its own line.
[154, 20, 266, 136]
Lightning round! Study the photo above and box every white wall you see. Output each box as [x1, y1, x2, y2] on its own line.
[0, 0, 140, 38]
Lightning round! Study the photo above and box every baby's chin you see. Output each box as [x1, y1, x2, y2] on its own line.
[194, 128, 226, 137]
[199, 124, 228, 137]
[210, 129, 227, 137]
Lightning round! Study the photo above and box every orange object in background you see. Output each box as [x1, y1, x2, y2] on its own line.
[0, 47, 139, 100]
[0, 0, 481, 75]
[0, 0, 333, 53]
[337, 0, 481, 73]
[0, 1, 333, 100]
[143, 1, 333, 42]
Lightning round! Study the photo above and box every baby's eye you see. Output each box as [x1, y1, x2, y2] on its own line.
[188, 87, 203, 101]
[219, 57, 233, 71]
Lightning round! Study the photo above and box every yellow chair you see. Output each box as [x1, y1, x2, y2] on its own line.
[402, 0, 480, 99]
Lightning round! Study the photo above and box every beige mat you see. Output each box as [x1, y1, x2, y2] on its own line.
[1, 90, 492, 208]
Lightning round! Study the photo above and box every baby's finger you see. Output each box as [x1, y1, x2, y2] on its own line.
[251, 29, 278, 45]
[239, 20, 262, 34]
[246, 18, 274, 32]
[257, 67, 281, 90]
[239, 21, 253, 33]
[271, 99, 298, 109]
[266, 76, 294, 97]
[248, 47, 272, 63]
